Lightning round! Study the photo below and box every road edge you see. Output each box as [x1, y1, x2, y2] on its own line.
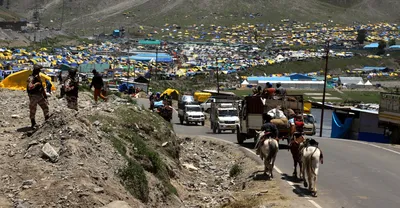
[177, 134, 323, 208]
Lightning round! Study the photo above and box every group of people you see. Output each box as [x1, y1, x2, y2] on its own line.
[27, 65, 108, 129]
[252, 82, 287, 98]
[148, 92, 173, 122]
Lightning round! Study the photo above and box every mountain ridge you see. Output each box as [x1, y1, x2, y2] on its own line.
[2, 0, 399, 30]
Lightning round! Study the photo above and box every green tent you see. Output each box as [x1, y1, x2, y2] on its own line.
[79, 63, 110, 73]
[138, 39, 161, 45]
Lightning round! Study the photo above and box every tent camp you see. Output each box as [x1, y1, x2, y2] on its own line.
[0, 70, 56, 91]
[161, 88, 180, 100]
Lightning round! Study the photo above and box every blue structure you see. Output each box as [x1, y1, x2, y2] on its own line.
[289, 73, 316, 81]
[330, 108, 390, 143]
[124, 53, 173, 63]
[389, 45, 400, 50]
[363, 43, 379, 49]
[247, 76, 291, 83]
[113, 30, 121, 37]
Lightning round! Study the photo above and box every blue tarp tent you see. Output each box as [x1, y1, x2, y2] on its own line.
[331, 111, 353, 139]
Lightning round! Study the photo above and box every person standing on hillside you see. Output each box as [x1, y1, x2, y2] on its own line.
[27, 65, 49, 128]
[64, 68, 79, 110]
[90, 69, 108, 104]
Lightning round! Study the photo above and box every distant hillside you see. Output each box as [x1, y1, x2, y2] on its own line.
[3, 0, 400, 31]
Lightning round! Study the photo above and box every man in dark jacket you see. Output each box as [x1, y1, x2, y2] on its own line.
[64, 68, 79, 110]
[90, 69, 108, 104]
[27, 64, 49, 128]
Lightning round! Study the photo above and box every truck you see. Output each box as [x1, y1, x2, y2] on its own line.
[201, 97, 242, 113]
[236, 95, 304, 145]
[210, 101, 240, 134]
[178, 100, 205, 125]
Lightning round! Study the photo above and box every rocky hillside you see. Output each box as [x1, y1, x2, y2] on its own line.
[0, 88, 306, 208]
[3, 0, 400, 30]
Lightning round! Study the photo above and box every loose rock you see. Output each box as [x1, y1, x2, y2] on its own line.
[41, 143, 59, 163]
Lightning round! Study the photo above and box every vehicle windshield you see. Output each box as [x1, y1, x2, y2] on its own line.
[303, 115, 315, 123]
[187, 107, 201, 112]
[182, 95, 194, 102]
[218, 110, 237, 117]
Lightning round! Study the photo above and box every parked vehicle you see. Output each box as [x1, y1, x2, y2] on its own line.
[236, 95, 304, 145]
[178, 104, 205, 126]
[210, 102, 240, 134]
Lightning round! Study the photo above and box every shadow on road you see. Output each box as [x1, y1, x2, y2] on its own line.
[280, 173, 313, 197]
[292, 184, 313, 197]
[281, 173, 302, 183]
[239, 142, 256, 149]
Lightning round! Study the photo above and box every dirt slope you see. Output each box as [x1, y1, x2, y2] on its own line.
[0, 88, 308, 208]
[4, 0, 400, 30]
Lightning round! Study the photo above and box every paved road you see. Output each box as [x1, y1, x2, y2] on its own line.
[137, 99, 400, 208]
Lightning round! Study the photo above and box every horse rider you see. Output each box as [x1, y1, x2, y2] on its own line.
[256, 114, 279, 156]
[275, 82, 287, 96]
[263, 82, 276, 98]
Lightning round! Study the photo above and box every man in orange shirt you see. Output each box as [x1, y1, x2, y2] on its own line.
[90, 70, 108, 104]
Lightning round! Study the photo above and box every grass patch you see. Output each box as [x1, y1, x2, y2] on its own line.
[119, 159, 149, 203]
[245, 56, 399, 75]
[110, 136, 127, 156]
[229, 164, 242, 178]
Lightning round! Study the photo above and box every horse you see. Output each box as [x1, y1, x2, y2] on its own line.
[301, 139, 322, 197]
[256, 131, 279, 179]
[288, 133, 306, 179]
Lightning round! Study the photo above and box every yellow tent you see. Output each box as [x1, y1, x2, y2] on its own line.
[304, 101, 312, 114]
[161, 88, 180, 100]
[0, 70, 56, 91]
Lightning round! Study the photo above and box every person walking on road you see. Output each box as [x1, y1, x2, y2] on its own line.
[27, 64, 49, 129]
[90, 69, 108, 104]
[64, 68, 79, 110]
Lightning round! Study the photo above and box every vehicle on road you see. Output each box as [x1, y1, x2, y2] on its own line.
[178, 104, 205, 126]
[201, 97, 241, 113]
[210, 102, 240, 134]
[303, 113, 316, 135]
[236, 95, 304, 145]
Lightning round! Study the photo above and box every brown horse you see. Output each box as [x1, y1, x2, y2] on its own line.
[289, 134, 306, 179]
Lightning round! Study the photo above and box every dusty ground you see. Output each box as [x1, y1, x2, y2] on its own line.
[177, 136, 298, 208]
[0, 87, 305, 208]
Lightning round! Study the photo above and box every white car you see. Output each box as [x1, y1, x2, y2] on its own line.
[178, 105, 205, 126]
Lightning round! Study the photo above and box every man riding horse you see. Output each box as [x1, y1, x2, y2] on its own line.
[256, 114, 278, 156]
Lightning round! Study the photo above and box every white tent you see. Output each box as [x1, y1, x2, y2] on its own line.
[356, 80, 364, 85]
[241, 80, 249, 85]
[364, 80, 373, 86]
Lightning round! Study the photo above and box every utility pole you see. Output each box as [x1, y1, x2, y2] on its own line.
[155, 45, 159, 81]
[60, 0, 65, 30]
[215, 57, 220, 94]
[319, 40, 330, 137]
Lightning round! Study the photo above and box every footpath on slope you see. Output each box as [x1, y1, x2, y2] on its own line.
[0, 88, 307, 208]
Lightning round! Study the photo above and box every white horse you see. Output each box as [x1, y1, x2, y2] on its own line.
[301, 145, 321, 197]
[256, 131, 279, 179]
